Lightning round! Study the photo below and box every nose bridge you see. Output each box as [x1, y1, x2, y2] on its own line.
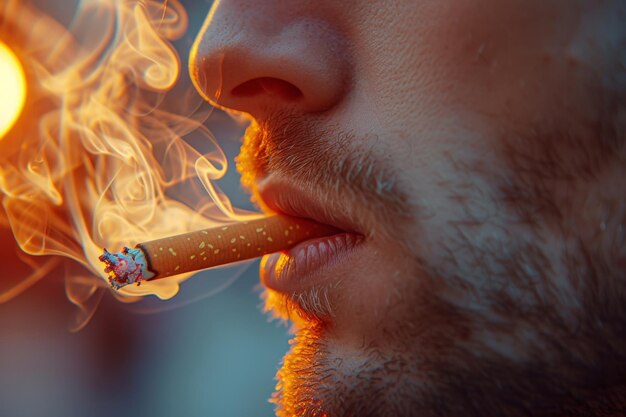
[190, 0, 349, 116]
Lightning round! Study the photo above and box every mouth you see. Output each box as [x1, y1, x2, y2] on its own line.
[257, 178, 366, 294]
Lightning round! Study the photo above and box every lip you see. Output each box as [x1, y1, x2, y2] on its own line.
[258, 178, 363, 235]
[261, 232, 364, 293]
[257, 178, 365, 292]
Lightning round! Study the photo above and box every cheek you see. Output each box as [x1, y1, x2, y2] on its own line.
[358, 0, 584, 146]
[399, 138, 538, 301]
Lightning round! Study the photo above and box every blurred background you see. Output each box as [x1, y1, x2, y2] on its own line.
[0, 1, 290, 416]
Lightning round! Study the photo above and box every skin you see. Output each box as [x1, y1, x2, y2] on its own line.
[190, 1, 626, 416]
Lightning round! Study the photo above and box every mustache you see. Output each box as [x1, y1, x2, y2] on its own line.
[236, 111, 411, 234]
[237, 111, 415, 323]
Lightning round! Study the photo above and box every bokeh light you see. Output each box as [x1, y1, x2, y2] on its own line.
[0, 41, 26, 139]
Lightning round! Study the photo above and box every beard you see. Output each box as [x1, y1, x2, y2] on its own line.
[238, 108, 626, 417]
[268, 251, 625, 417]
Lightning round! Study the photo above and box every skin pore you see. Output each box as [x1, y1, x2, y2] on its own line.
[190, 0, 626, 416]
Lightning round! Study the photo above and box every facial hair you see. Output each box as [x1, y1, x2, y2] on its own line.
[238, 106, 626, 417]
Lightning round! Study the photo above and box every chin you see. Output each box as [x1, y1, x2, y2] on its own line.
[269, 321, 438, 417]
[261, 275, 444, 417]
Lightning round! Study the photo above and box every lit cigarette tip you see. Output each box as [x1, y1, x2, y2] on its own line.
[99, 215, 339, 291]
[99, 246, 154, 289]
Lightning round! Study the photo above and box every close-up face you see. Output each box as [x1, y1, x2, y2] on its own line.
[191, 1, 625, 416]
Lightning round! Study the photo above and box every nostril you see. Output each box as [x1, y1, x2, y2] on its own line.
[231, 77, 303, 101]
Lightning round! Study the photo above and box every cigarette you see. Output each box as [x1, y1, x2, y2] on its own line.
[99, 215, 338, 290]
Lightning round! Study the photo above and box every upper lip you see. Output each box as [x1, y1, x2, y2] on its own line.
[257, 177, 363, 236]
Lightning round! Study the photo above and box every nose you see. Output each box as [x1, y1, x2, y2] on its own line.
[189, 1, 349, 117]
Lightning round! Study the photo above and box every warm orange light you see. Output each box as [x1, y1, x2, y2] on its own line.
[0, 0, 258, 329]
[0, 41, 26, 139]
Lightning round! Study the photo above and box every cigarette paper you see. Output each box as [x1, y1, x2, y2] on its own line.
[99, 215, 338, 289]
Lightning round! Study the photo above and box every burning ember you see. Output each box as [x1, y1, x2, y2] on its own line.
[0, 0, 259, 327]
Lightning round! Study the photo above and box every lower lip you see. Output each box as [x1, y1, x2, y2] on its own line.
[261, 232, 364, 292]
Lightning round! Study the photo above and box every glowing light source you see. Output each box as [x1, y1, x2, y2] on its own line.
[1, 0, 258, 329]
[0, 41, 27, 139]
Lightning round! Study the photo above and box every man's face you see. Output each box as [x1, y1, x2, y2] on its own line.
[191, 1, 625, 415]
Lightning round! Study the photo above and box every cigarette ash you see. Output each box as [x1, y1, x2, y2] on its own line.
[99, 247, 155, 290]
